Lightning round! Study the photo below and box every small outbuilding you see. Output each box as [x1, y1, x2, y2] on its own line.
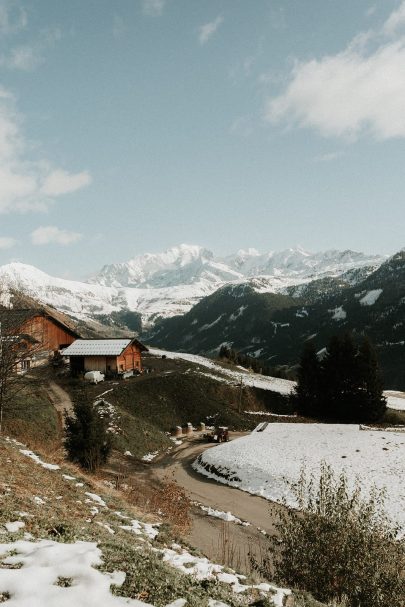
[63, 338, 148, 377]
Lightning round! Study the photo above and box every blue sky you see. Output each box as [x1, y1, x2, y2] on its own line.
[0, 0, 405, 277]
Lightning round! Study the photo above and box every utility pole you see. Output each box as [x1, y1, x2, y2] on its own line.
[0, 321, 3, 434]
[238, 375, 243, 413]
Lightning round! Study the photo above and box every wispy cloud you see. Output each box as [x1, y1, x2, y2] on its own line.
[313, 151, 343, 163]
[0, 27, 61, 72]
[199, 15, 223, 45]
[41, 169, 92, 197]
[266, 1, 405, 141]
[31, 226, 82, 246]
[142, 0, 166, 17]
[0, 236, 17, 249]
[0, 89, 92, 213]
[0, 0, 27, 36]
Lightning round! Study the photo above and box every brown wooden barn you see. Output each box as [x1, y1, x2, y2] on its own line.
[63, 338, 148, 376]
[0, 307, 81, 370]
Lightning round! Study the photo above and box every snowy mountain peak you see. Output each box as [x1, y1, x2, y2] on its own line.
[0, 245, 388, 329]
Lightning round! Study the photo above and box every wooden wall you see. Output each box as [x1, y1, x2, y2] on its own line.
[20, 315, 77, 353]
[117, 343, 143, 372]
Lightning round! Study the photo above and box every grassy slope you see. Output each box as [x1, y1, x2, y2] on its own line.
[60, 353, 293, 460]
[0, 438, 327, 607]
[2, 380, 60, 451]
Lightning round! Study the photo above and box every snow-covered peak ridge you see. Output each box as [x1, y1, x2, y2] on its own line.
[91, 244, 241, 288]
[91, 245, 386, 289]
[222, 247, 385, 281]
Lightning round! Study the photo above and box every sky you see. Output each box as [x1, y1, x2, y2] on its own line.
[0, 0, 405, 278]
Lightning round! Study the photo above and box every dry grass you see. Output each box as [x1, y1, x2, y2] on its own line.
[128, 479, 191, 534]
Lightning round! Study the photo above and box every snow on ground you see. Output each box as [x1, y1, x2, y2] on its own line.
[4, 521, 25, 533]
[0, 539, 156, 607]
[150, 349, 405, 408]
[142, 451, 159, 462]
[330, 306, 347, 321]
[359, 289, 383, 306]
[149, 348, 294, 395]
[193, 502, 250, 526]
[193, 424, 405, 534]
[18, 449, 60, 471]
[384, 390, 405, 411]
[159, 544, 291, 605]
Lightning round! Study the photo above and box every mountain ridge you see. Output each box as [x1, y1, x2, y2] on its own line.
[0, 244, 387, 328]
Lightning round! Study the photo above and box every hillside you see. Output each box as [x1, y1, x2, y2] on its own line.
[1, 436, 299, 607]
[148, 251, 405, 390]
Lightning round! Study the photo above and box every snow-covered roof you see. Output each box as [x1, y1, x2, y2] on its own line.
[63, 339, 133, 356]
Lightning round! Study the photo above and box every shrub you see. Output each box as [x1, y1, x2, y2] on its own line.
[254, 463, 404, 607]
[64, 396, 111, 472]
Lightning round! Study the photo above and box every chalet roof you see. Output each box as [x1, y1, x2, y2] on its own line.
[0, 307, 81, 338]
[62, 338, 148, 357]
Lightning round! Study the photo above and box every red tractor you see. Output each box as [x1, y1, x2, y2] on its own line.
[210, 426, 229, 443]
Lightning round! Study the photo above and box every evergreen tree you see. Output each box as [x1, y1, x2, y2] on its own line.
[294, 341, 322, 417]
[323, 333, 360, 421]
[64, 395, 112, 472]
[357, 337, 387, 421]
[296, 333, 386, 423]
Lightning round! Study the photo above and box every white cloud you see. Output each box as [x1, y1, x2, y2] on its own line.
[0, 27, 62, 72]
[0, 91, 91, 213]
[142, 0, 165, 17]
[0, 45, 41, 71]
[266, 1, 405, 140]
[313, 151, 343, 163]
[198, 15, 223, 45]
[0, 0, 27, 36]
[383, 1, 405, 35]
[31, 226, 82, 246]
[41, 169, 92, 197]
[0, 236, 17, 249]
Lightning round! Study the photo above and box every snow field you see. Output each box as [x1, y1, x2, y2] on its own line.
[193, 423, 405, 534]
[149, 348, 295, 395]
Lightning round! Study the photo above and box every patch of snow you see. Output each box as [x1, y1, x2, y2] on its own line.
[0, 539, 157, 606]
[120, 519, 159, 540]
[142, 451, 159, 462]
[149, 348, 295, 395]
[330, 306, 346, 321]
[4, 522, 25, 533]
[19, 449, 60, 471]
[33, 497, 46, 506]
[84, 492, 107, 508]
[384, 390, 405, 411]
[195, 503, 250, 526]
[359, 289, 383, 306]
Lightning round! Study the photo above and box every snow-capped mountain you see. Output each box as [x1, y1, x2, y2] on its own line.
[0, 244, 386, 328]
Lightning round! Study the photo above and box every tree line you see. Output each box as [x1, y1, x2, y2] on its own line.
[294, 333, 386, 422]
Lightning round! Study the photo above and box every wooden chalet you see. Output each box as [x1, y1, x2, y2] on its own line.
[0, 307, 81, 370]
[63, 338, 148, 376]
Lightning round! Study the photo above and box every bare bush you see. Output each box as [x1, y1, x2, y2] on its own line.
[253, 462, 404, 607]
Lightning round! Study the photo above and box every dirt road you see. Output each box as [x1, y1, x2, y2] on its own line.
[148, 436, 285, 572]
[46, 381, 74, 428]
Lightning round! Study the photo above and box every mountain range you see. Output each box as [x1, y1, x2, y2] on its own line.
[149, 250, 405, 389]
[0, 244, 385, 328]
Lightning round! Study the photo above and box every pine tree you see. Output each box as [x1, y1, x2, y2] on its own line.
[357, 337, 387, 421]
[294, 341, 322, 417]
[64, 395, 112, 472]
